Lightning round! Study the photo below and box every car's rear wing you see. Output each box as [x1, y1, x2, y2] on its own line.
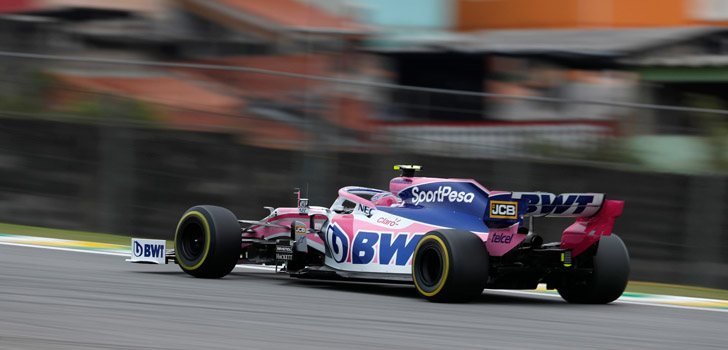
[511, 192, 605, 218]
[487, 191, 623, 256]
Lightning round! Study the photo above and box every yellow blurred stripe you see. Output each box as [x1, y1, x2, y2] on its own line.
[663, 300, 728, 308]
[9, 239, 123, 249]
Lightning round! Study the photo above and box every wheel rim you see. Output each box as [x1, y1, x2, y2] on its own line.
[179, 218, 206, 262]
[416, 242, 444, 288]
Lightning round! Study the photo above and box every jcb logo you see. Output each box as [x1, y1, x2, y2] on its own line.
[489, 201, 518, 219]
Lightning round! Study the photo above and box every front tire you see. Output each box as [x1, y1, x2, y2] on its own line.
[412, 230, 489, 302]
[175, 205, 241, 278]
[557, 234, 630, 304]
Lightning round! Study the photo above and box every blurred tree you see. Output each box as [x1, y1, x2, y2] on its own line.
[65, 96, 157, 123]
[685, 93, 728, 172]
[0, 70, 55, 113]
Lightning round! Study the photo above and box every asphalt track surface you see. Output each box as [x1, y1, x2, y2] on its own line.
[1, 245, 726, 350]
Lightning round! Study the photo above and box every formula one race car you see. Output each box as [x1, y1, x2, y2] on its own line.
[129, 165, 629, 303]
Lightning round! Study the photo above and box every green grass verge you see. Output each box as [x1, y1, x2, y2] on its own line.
[2, 222, 728, 300]
[0, 222, 173, 246]
[626, 281, 728, 301]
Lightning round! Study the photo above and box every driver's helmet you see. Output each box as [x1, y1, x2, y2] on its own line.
[371, 192, 401, 207]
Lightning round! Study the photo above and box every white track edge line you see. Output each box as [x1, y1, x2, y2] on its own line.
[0, 240, 281, 271]
[0, 241, 129, 257]
[486, 288, 728, 313]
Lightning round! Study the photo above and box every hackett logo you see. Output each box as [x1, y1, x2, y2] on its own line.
[411, 186, 475, 205]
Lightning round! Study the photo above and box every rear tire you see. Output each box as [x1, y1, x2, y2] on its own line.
[175, 205, 241, 278]
[412, 230, 489, 303]
[557, 234, 630, 304]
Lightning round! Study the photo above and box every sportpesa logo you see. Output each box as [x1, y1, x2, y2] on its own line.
[411, 186, 475, 205]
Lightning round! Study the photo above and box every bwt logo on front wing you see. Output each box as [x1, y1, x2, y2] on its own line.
[133, 241, 165, 258]
[411, 186, 475, 205]
[489, 200, 518, 219]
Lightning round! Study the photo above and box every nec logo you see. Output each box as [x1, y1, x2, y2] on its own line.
[489, 201, 518, 219]
[357, 203, 374, 217]
[133, 241, 164, 258]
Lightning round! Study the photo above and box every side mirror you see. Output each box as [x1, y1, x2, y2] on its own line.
[298, 198, 309, 214]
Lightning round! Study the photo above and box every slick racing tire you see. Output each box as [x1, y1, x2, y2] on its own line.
[175, 205, 241, 278]
[412, 230, 489, 303]
[557, 234, 630, 304]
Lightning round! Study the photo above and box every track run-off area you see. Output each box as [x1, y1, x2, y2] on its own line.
[1, 234, 727, 349]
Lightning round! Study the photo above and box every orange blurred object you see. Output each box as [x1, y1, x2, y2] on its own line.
[456, 0, 728, 30]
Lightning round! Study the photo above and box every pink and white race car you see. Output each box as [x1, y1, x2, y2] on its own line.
[130, 165, 629, 303]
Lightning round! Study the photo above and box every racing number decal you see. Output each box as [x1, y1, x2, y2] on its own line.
[489, 201, 518, 219]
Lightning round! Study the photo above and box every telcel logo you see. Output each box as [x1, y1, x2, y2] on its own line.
[489, 201, 518, 219]
[411, 186, 475, 205]
[490, 232, 513, 244]
[133, 241, 164, 258]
